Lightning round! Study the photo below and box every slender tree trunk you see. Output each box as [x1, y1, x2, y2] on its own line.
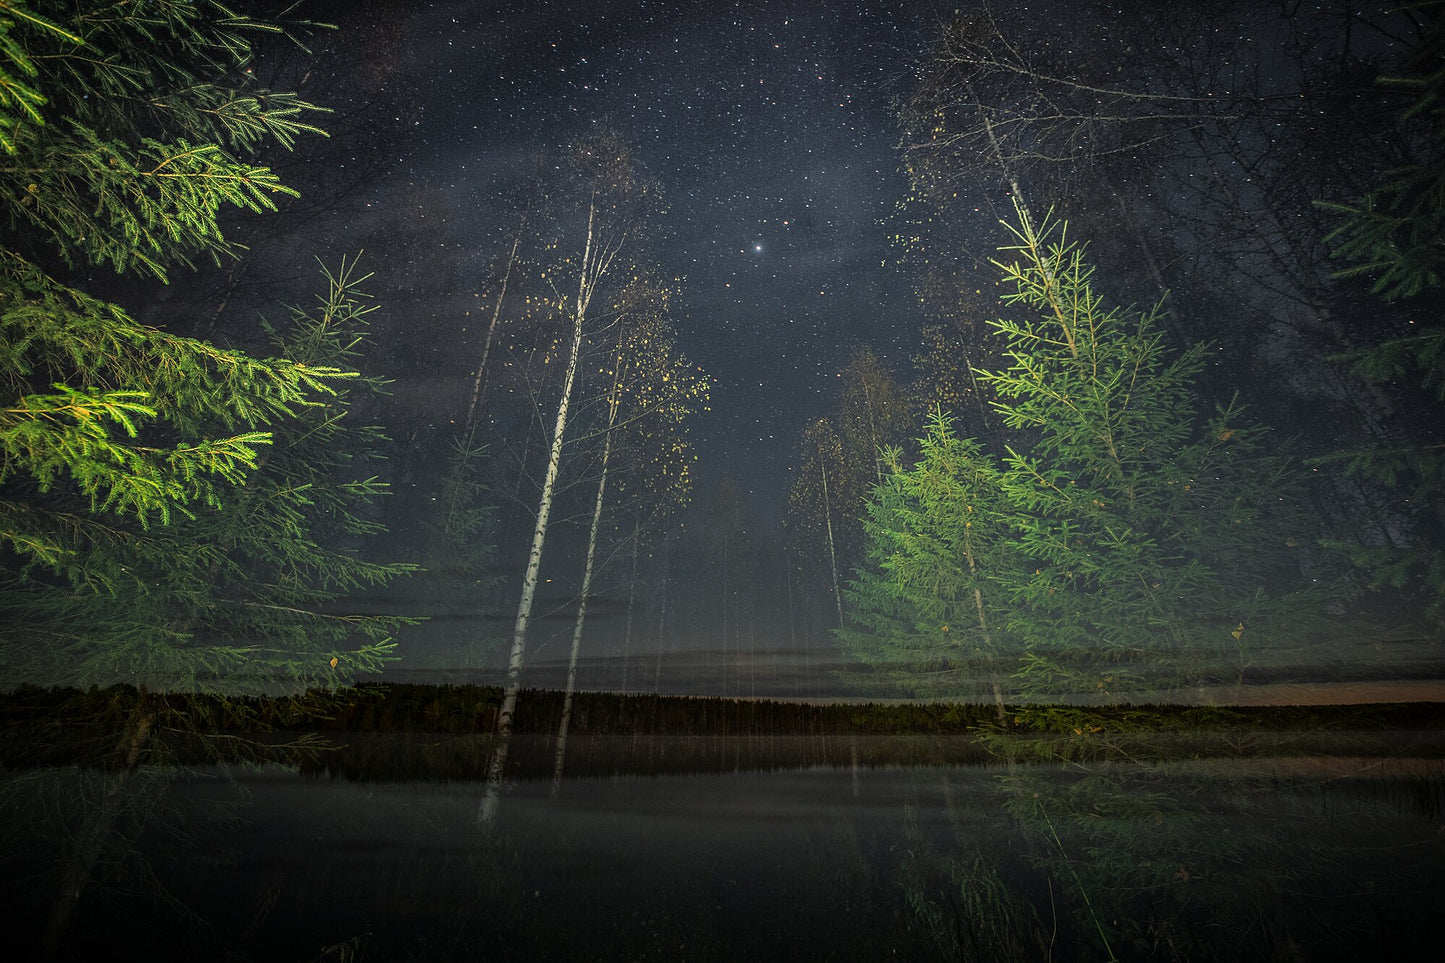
[720, 529, 730, 696]
[965, 359, 998, 453]
[960, 531, 1007, 724]
[748, 621, 756, 698]
[1116, 193, 1190, 350]
[784, 549, 807, 697]
[784, 546, 797, 652]
[653, 544, 669, 693]
[463, 212, 527, 434]
[481, 203, 598, 829]
[977, 105, 1034, 229]
[551, 368, 622, 794]
[864, 382, 884, 482]
[821, 462, 844, 629]
[620, 515, 640, 691]
[510, 414, 536, 501]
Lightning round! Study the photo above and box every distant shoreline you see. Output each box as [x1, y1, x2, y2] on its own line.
[766, 679, 1445, 708]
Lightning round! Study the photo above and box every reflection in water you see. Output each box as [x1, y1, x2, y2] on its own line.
[3, 734, 1441, 961]
[904, 755, 1445, 962]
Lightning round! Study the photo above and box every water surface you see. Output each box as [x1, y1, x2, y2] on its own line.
[7, 737, 1443, 961]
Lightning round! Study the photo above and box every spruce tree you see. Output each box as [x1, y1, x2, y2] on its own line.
[984, 207, 1337, 696]
[0, 260, 417, 694]
[0, 5, 418, 950]
[0, 1, 326, 279]
[844, 206, 1341, 701]
[0, 1, 413, 696]
[837, 409, 1014, 715]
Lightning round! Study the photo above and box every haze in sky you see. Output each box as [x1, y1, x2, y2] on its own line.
[358, 1, 940, 516]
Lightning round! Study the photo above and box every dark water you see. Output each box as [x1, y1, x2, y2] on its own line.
[5, 738, 1444, 961]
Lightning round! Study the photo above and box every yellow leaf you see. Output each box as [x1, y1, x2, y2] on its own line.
[329, 657, 339, 669]
[1230, 624, 1244, 640]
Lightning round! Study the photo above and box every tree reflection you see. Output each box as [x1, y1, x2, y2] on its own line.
[897, 714, 1444, 962]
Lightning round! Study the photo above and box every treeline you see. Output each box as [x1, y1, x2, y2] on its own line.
[5, 683, 1443, 783]
[292, 733, 995, 784]
[0, 682, 1002, 740]
[4, 682, 1443, 744]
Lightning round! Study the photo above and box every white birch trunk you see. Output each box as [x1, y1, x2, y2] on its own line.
[481, 203, 598, 829]
[551, 363, 622, 794]
[463, 212, 525, 434]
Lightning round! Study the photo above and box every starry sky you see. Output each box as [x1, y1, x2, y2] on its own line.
[249, 0, 1441, 696]
[386, 0, 945, 517]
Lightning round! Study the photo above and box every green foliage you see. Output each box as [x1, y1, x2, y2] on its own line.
[0, 256, 341, 546]
[0, 2, 82, 152]
[0, 3, 415, 696]
[18, 130, 298, 280]
[898, 837, 1050, 963]
[1, 261, 415, 694]
[844, 205, 1340, 701]
[837, 410, 1014, 700]
[0, 0, 327, 279]
[986, 208, 1337, 693]
[434, 434, 497, 575]
[999, 766, 1294, 961]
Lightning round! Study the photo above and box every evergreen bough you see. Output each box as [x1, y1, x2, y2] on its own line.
[0, 1, 414, 696]
[0, 0, 328, 279]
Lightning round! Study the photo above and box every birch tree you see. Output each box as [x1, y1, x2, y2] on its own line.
[789, 418, 848, 630]
[787, 352, 912, 642]
[837, 346, 914, 484]
[551, 281, 708, 790]
[481, 134, 656, 827]
[610, 396, 701, 690]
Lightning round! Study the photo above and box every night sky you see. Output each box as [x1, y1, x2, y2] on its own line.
[271, 1, 1439, 695]
[369, 0, 944, 517]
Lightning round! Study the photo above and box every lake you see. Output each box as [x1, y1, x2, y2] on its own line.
[6, 733, 1443, 961]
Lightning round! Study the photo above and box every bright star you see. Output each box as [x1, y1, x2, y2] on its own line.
[753, 243, 763, 253]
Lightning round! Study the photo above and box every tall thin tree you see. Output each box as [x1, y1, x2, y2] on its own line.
[481, 135, 655, 827]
